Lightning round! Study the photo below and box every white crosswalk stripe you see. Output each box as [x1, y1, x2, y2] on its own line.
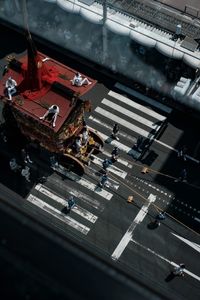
[51, 176, 105, 212]
[88, 127, 134, 154]
[102, 149, 132, 168]
[35, 184, 98, 223]
[27, 194, 90, 235]
[91, 155, 127, 179]
[95, 106, 151, 138]
[52, 164, 113, 200]
[102, 98, 159, 129]
[25, 85, 172, 236]
[115, 82, 172, 114]
[86, 165, 120, 190]
[89, 86, 171, 156]
[108, 90, 166, 121]
[88, 115, 136, 144]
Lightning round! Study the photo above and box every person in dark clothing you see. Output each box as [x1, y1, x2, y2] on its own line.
[102, 158, 112, 170]
[99, 173, 108, 188]
[111, 147, 119, 162]
[111, 123, 119, 141]
[177, 145, 187, 161]
[156, 211, 166, 220]
[135, 135, 144, 152]
[172, 264, 185, 276]
[174, 168, 187, 182]
[67, 196, 75, 212]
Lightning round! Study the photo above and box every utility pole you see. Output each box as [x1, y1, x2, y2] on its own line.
[102, 0, 108, 64]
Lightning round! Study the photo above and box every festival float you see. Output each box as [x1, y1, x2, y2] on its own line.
[0, 1, 103, 175]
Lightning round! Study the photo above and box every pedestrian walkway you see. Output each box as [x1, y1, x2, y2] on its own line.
[89, 85, 171, 159]
[24, 86, 173, 235]
[27, 176, 111, 235]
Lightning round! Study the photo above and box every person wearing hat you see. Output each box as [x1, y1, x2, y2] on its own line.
[5, 76, 17, 100]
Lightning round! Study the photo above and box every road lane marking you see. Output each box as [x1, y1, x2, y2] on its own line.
[35, 184, 98, 223]
[89, 117, 200, 163]
[131, 238, 200, 282]
[52, 164, 113, 200]
[27, 194, 90, 235]
[95, 106, 152, 138]
[172, 233, 200, 253]
[108, 90, 167, 121]
[115, 82, 172, 114]
[103, 149, 132, 168]
[91, 155, 127, 179]
[89, 115, 174, 153]
[88, 128, 135, 154]
[102, 98, 159, 129]
[49, 177, 105, 212]
[194, 217, 200, 223]
[89, 115, 137, 144]
[111, 194, 156, 261]
[86, 165, 119, 190]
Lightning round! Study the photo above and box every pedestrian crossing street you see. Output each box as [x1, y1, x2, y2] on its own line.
[26, 83, 172, 236]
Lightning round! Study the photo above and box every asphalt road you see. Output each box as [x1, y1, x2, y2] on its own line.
[0, 24, 200, 300]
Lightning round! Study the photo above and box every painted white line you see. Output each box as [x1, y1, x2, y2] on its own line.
[154, 139, 175, 150]
[89, 128, 133, 154]
[102, 98, 159, 129]
[89, 116, 175, 153]
[111, 194, 156, 261]
[131, 239, 200, 282]
[27, 194, 90, 235]
[194, 217, 200, 223]
[172, 233, 200, 253]
[86, 164, 119, 190]
[108, 91, 166, 121]
[95, 107, 152, 138]
[89, 116, 192, 157]
[115, 82, 172, 114]
[89, 115, 199, 163]
[49, 177, 105, 212]
[89, 115, 137, 144]
[91, 155, 127, 179]
[103, 149, 132, 168]
[35, 184, 98, 223]
[52, 164, 113, 200]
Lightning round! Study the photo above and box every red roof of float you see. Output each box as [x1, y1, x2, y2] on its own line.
[0, 52, 97, 133]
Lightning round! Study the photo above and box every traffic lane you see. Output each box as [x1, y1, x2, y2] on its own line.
[83, 189, 146, 256]
[0, 187, 144, 300]
[28, 166, 144, 254]
[124, 169, 200, 234]
[159, 110, 200, 160]
[129, 216, 200, 277]
[112, 211, 200, 300]
[119, 239, 200, 300]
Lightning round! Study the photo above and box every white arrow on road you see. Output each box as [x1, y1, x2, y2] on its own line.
[172, 233, 200, 253]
